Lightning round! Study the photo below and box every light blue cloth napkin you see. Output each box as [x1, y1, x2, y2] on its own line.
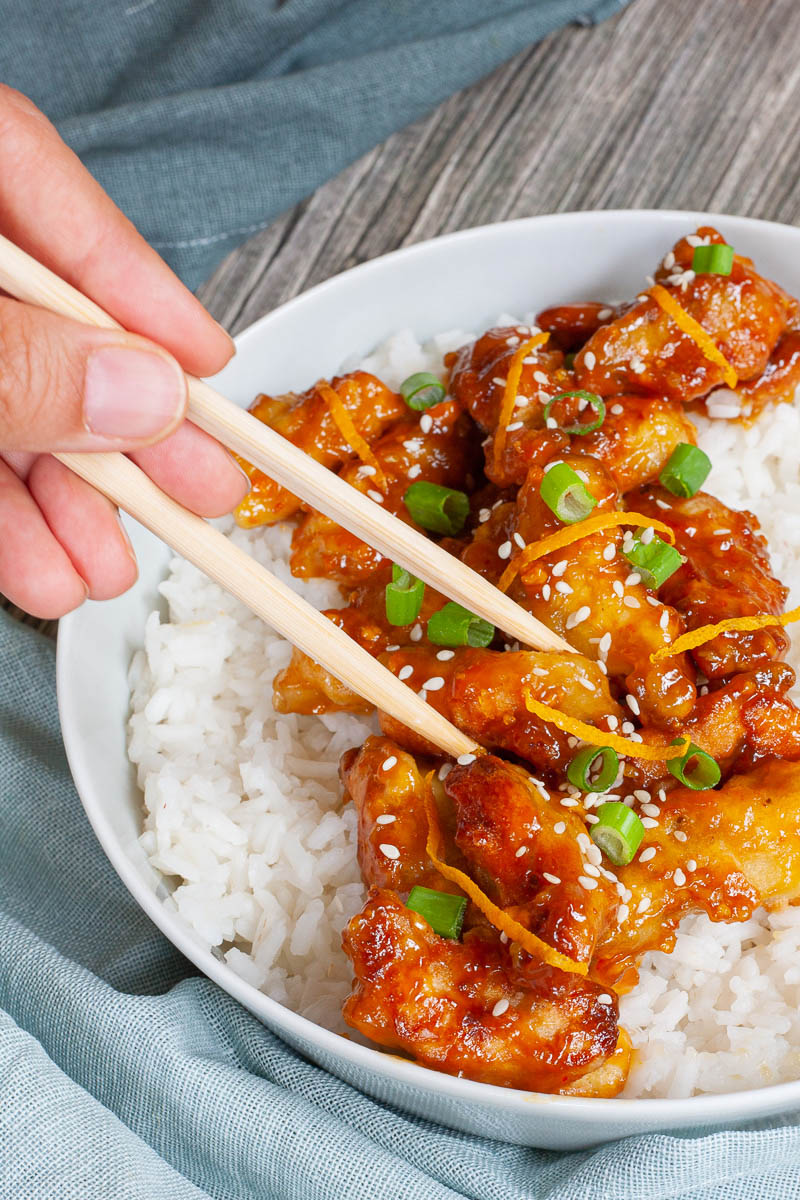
[1, 0, 627, 288]
[2, 608, 800, 1198]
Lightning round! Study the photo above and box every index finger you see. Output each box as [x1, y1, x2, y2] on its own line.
[0, 85, 233, 379]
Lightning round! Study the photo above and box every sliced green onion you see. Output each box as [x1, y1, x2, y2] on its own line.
[385, 563, 425, 625]
[591, 802, 645, 866]
[543, 391, 606, 435]
[427, 602, 494, 648]
[623, 533, 685, 589]
[539, 463, 597, 524]
[399, 371, 447, 412]
[566, 746, 619, 793]
[659, 443, 712, 498]
[564, 351, 577, 371]
[407, 885, 467, 939]
[404, 481, 469, 535]
[667, 738, 721, 790]
[691, 243, 734, 276]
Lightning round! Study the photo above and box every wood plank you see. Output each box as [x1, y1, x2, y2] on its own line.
[6, 0, 800, 635]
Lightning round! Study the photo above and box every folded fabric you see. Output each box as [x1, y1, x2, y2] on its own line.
[0, 0, 627, 288]
[3, 607, 800, 1198]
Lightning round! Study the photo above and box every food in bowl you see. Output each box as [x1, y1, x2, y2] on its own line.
[129, 227, 800, 1099]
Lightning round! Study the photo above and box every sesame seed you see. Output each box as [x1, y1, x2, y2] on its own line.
[507, 421, 524, 432]
[554, 821, 566, 834]
[500, 932, 508, 944]
[621, 720, 635, 735]
[577, 832, 591, 851]
[597, 993, 613, 1005]
[438, 762, 453, 781]
[420, 414, 433, 433]
[492, 376, 506, 387]
[585, 813, 599, 824]
[685, 526, 696, 537]
[492, 997, 510, 1017]
[507, 335, 520, 346]
[368, 489, 384, 503]
[633, 789, 651, 803]
[586, 843, 602, 866]
[381, 756, 398, 771]
[546, 417, 558, 429]
[574, 911, 587, 921]
[386, 644, 400, 652]
[686, 859, 697, 872]
[625, 572, 642, 587]
[457, 753, 476, 766]
[515, 845, 527, 858]
[607, 715, 619, 730]
[376, 814, 396, 825]
[660, 610, 670, 631]
[583, 863, 601, 878]
[409, 624, 423, 642]
[553, 560, 568, 576]
[436, 649, 455, 661]
[641, 817, 658, 829]
[379, 843, 400, 860]
[579, 875, 598, 890]
[542, 584, 552, 601]
[599, 632, 612, 655]
[613, 581, 624, 598]
[663, 251, 675, 269]
[359, 464, 377, 476]
[555, 581, 574, 595]
[624, 596, 640, 608]
[584, 351, 597, 370]
[639, 847, 656, 863]
[617, 903, 630, 922]
[603, 545, 616, 564]
[579, 678, 595, 691]
[641, 803, 660, 818]
[498, 541, 512, 560]
[398, 665, 413, 681]
[598, 661, 607, 674]
[479, 508, 491, 523]
[720, 540, 731, 551]
[422, 676, 444, 692]
[610, 403, 624, 415]
[513, 532, 526, 549]
[543, 872, 561, 885]
[407, 464, 422, 479]
[561, 798, 580, 808]
[674, 830, 688, 843]
[626, 695, 641, 715]
[566, 606, 591, 629]
[636, 897, 651, 913]
[598, 308, 613, 320]
[674, 868, 687, 886]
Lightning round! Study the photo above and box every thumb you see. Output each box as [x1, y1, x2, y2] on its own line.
[0, 296, 188, 453]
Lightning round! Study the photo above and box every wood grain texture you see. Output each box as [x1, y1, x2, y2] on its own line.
[7, 0, 800, 636]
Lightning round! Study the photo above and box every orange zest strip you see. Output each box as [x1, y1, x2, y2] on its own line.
[524, 691, 690, 762]
[317, 379, 388, 491]
[498, 511, 676, 592]
[651, 604, 800, 663]
[650, 284, 738, 388]
[422, 781, 587, 976]
[492, 332, 550, 473]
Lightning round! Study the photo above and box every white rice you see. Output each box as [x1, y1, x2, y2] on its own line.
[128, 322, 800, 1096]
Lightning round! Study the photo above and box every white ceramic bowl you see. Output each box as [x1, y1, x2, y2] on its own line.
[57, 211, 800, 1149]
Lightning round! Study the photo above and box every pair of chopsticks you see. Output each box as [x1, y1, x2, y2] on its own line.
[0, 234, 573, 759]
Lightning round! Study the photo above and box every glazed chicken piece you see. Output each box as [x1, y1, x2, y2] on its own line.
[735, 329, 800, 419]
[621, 664, 800, 793]
[505, 454, 696, 724]
[343, 889, 621, 1094]
[447, 326, 571, 486]
[377, 646, 624, 781]
[594, 759, 800, 987]
[289, 400, 481, 585]
[234, 371, 406, 526]
[573, 228, 796, 405]
[536, 302, 616, 352]
[634, 485, 789, 678]
[578, 393, 697, 492]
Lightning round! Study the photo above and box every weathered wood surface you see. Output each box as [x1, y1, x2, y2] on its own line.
[6, 0, 800, 636]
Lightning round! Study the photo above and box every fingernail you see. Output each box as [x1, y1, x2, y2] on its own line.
[84, 346, 186, 440]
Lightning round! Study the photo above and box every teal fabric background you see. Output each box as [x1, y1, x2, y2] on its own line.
[0, 0, 626, 288]
[3, 607, 800, 1197]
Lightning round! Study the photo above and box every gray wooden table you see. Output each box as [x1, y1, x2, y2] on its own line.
[5, 0, 800, 636]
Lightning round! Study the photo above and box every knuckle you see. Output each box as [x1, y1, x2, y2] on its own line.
[0, 301, 71, 447]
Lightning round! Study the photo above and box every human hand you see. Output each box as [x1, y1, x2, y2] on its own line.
[0, 86, 249, 618]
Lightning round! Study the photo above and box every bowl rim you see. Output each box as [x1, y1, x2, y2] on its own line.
[57, 207, 800, 1126]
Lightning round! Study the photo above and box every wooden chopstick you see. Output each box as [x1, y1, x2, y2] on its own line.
[0, 234, 572, 655]
[58, 448, 479, 759]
